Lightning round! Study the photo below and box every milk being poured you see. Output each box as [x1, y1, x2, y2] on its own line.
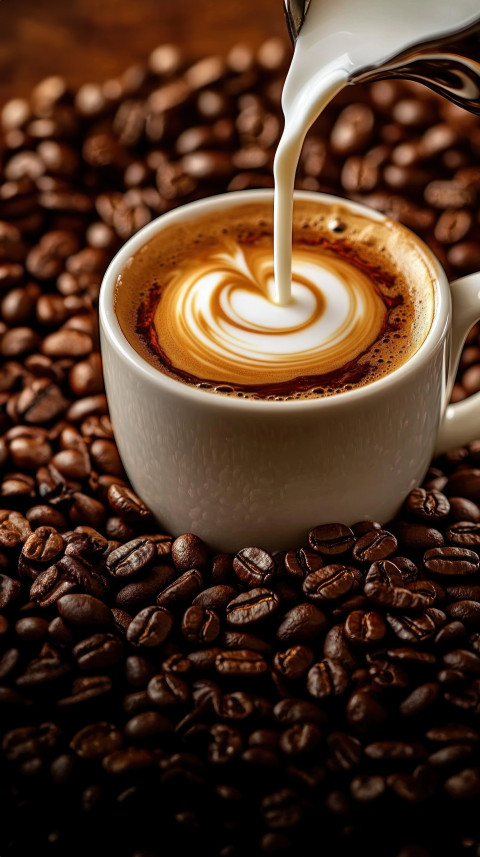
[274, 0, 480, 304]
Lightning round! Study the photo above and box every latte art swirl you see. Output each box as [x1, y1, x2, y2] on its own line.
[116, 200, 435, 399]
[153, 242, 387, 385]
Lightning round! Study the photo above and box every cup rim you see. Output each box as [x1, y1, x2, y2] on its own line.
[99, 188, 450, 411]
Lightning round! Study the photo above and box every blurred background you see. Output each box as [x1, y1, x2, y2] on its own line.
[0, 0, 287, 102]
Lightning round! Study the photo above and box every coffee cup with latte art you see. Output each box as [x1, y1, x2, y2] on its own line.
[100, 189, 480, 551]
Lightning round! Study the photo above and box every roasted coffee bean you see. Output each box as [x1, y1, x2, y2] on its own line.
[307, 658, 349, 699]
[404, 488, 450, 521]
[226, 588, 280, 625]
[124, 711, 173, 740]
[73, 632, 123, 670]
[106, 537, 157, 579]
[147, 672, 190, 707]
[181, 605, 220, 644]
[394, 522, 445, 551]
[446, 600, 480, 623]
[70, 721, 124, 759]
[215, 649, 268, 676]
[308, 523, 355, 555]
[21, 527, 63, 563]
[192, 585, 237, 611]
[14, 616, 49, 642]
[346, 689, 387, 733]
[57, 593, 112, 628]
[273, 645, 314, 680]
[303, 564, 362, 602]
[344, 610, 386, 645]
[352, 529, 397, 562]
[171, 532, 208, 572]
[233, 546, 276, 587]
[276, 603, 327, 644]
[280, 722, 321, 756]
[423, 546, 479, 576]
[115, 564, 176, 610]
[126, 606, 174, 647]
[446, 521, 480, 547]
[386, 611, 438, 643]
[284, 547, 323, 580]
[448, 496, 480, 522]
[220, 630, 273, 656]
[156, 569, 203, 608]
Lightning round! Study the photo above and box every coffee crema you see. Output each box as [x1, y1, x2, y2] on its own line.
[115, 199, 436, 400]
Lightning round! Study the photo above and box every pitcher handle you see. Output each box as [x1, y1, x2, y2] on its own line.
[435, 272, 480, 455]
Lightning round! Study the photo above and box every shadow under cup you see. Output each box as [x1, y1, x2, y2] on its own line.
[99, 189, 448, 553]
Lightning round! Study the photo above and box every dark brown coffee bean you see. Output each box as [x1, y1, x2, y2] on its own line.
[260, 788, 305, 829]
[446, 600, 480, 623]
[192, 585, 237, 611]
[280, 722, 322, 756]
[352, 529, 397, 562]
[273, 645, 314, 680]
[423, 546, 479, 576]
[115, 564, 175, 610]
[446, 521, 480, 547]
[106, 537, 157, 579]
[14, 616, 50, 642]
[147, 672, 190, 706]
[442, 649, 480, 674]
[220, 630, 273, 656]
[156, 569, 203, 608]
[226, 588, 280, 625]
[308, 523, 355, 555]
[0, 573, 22, 608]
[404, 488, 451, 521]
[444, 768, 480, 798]
[181, 605, 220, 644]
[233, 546, 275, 587]
[124, 711, 173, 740]
[307, 658, 349, 699]
[323, 624, 358, 670]
[57, 593, 112, 628]
[21, 527, 63, 564]
[57, 675, 112, 707]
[429, 745, 474, 767]
[215, 649, 268, 676]
[394, 522, 444, 551]
[102, 747, 155, 774]
[386, 611, 438, 643]
[30, 565, 75, 607]
[107, 483, 152, 522]
[276, 603, 327, 644]
[344, 610, 386, 645]
[73, 633, 123, 670]
[126, 606, 174, 647]
[273, 698, 325, 726]
[399, 683, 440, 716]
[171, 532, 208, 572]
[303, 564, 362, 602]
[284, 547, 323, 580]
[346, 690, 387, 732]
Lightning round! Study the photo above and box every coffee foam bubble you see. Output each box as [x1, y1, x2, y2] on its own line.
[115, 200, 436, 399]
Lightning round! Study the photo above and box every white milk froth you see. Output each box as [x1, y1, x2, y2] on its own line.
[115, 200, 436, 399]
[152, 241, 386, 385]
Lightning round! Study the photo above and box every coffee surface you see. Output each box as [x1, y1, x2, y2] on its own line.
[115, 199, 436, 399]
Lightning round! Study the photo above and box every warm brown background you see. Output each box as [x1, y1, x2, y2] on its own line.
[0, 0, 286, 103]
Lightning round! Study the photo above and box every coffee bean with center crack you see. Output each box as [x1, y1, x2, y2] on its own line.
[126, 606, 174, 647]
[226, 588, 280, 625]
[233, 546, 276, 587]
[308, 523, 355, 556]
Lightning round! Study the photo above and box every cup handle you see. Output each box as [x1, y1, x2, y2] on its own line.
[435, 272, 480, 455]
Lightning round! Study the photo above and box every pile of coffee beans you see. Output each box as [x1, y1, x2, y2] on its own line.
[2, 38, 480, 857]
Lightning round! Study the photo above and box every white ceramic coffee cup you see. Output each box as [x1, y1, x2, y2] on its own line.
[99, 189, 480, 552]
